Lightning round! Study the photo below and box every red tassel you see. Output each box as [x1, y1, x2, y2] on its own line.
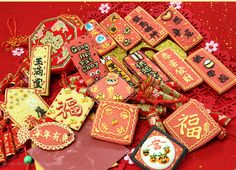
[1, 18, 28, 51]
[0, 73, 13, 94]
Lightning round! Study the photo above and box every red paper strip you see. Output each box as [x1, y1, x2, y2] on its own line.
[153, 48, 203, 91]
[125, 6, 168, 47]
[186, 48, 236, 94]
[123, 51, 169, 82]
[156, 7, 202, 51]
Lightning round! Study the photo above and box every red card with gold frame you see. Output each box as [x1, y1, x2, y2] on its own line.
[163, 99, 221, 152]
[85, 19, 117, 55]
[153, 48, 203, 91]
[130, 126, 188, 170]
[186, 48, 236, 94]
[64, 35, 108, 86]
[91, 100, 139, 145]
[88, 73, 135, 103]
[156, 7, 202, 51]
[125, 6, 168, 47]
[123, 51, 169, 82]
[100, 12, 142, 51]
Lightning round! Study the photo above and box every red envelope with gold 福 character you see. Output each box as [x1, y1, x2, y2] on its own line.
[163, 99, 221, 152]
[91, 100, 139, 145]
[88, 73, 135, 103]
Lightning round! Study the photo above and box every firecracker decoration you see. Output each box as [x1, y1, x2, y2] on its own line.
[2, 88, 49, 128]
[17, 122, 75, 150]
[133, 76, 188, 110]
[3, 128, 16, 159]
[46, 88, 94, 131]
[28, 45, 51, 96]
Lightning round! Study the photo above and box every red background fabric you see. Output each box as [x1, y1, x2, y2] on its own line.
[0, 2, 236, 170]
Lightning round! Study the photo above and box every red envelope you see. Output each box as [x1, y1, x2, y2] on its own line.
[163, 99, 221, 152]
[28, 119, 129, 170]
[186, 48, 236, 94]
[125, 6, 168, 47]
[123, 51, 169, 82]
[64, 35, 107, 86]
[85, 19, 117, 55]
[153, 48, 203, 91]
[156, 7, 202, 51]
[100, 12, 142, 51]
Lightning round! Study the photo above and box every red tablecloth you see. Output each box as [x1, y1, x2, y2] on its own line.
[0, 2, 236, 170]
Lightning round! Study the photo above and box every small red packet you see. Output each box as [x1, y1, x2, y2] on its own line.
[91, 100, 139, 145]
[130, 126, 188, 170]
[125, 6, 168, 47]
[100, 12, 142, 51]
[85, 19, 117, 55]
[123, 51, 169, 82]
[163, 99, 221, 152]
[101, 55, 138, 87]
[64, 35, 108, 86]
[153, 48, 203, 91]
[156, 7, 202, 51]
[186, 48, 236, 94]
[88, 73, 135, 103]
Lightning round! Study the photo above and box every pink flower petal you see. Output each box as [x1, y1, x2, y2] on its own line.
[124, 155, 129, 161]
[128, 159, 134, 165]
